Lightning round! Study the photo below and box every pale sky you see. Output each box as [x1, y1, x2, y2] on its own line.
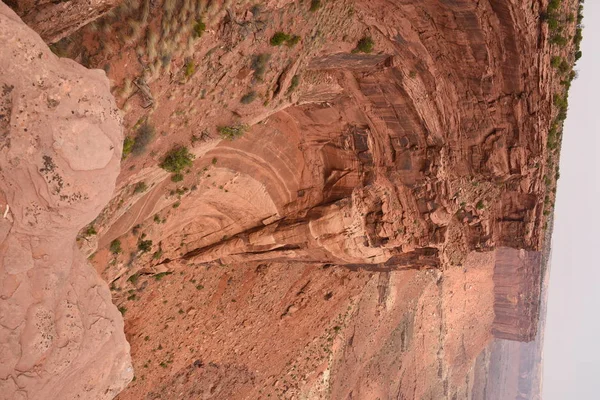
[543, 2, 600, 399]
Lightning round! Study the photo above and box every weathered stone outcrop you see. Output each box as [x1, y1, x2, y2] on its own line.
[6, 0, 120, 44]
[0, 3, 132, 399]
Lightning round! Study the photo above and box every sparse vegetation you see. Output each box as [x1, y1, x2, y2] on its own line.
[353, 36, 374, 53]
[192, 19, 206, 38]
[310, 0, 322, 12]
[476, 200, 485, 210]
[286, 35, 301, 47]
[132, 122, 155, 155]
[122, 136, 135, 158]
[217, 124, 248, 140]
[184, 60, 196, 77]
[133, 181, 148, 194]
[287, 75, 300, 94]
[171, 173, 184, 182]
[138, 239, 153, 253]
[127, 273, 139, 285]
[270, 32, 291, 46]
[241, 91, 257, 104]
[154, 271, 172, 281]
[110, 239, 122, 254]
[83, 225, 97, 237]
[251, 53, 271, 81]
[160, 147, 195, 179]
[270, 32, 300, 47]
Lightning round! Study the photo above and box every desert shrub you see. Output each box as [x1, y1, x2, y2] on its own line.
[550, 34, 568, 46]
[553, 93, 568, 110]
[171, 173, 184, 182]
[547, 0, 562, 14]
[122, 136, 135, 158]
[217, 124, 248, 140]
[184, 60, 196, 77]
[573, 27, 583, 47]
[251, 4, 262, 17]
[353, 36, 374, 53]
[286, 35, 301, 47]
[310, 0, 321, 12]
[476, 200, 485, 210]
[110, 239, 122, 254]
[132, 122, 155, 155]
[575, 50, 582, 61]
[83, 225, 97, 237]
[270, 32, 291, 46]
[287, 75, 300, 93]
[152, 248, 163, 260]
[154, 271, 172, 280]
[132, 224, 141, 235]
[192, 19, 206, 38]
[251, 53, 271, 80]
[133, 181, 147, 194]
[241, 91, 257, 104]
[550, 56, 562, 68]
[160, 146, 195, 173]
[138, 239, 153, 253]
[558, 59, 570, 74]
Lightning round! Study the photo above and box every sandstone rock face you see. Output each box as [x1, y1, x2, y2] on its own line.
[0, 3, 132, 399]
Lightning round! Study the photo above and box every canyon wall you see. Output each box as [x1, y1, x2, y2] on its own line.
[492, 247, 543, 342]
[0, 0, 579, 397]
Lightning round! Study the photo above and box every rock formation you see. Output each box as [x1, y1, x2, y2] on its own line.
[0, 3, 132, 399]
[6, 0, 120, 44]
[1, 0, 582, 397]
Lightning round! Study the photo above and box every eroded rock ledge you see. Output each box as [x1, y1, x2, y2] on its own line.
[0, 3, 131, 399]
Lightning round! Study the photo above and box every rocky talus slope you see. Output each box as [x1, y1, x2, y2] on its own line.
[1, 0, 583, 398]
[0, 3, 132, 399]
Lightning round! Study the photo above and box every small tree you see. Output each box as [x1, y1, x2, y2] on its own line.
[353, 36, 374, 53]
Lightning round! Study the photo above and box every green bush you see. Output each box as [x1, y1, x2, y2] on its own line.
[217, 124, 248, 140]
[110, 239, 122, 254]
[133, 181, 147, 194]
[83, 225, 97, 237]
[138, 239, 153, 253]
[550, 56, 562, 68]
[270, 32, 291, 46]
[550, 34, 568, 46]
[287, 75, 300, 94]
[193, 19, 206, 38]
[122, 136, 135, 158]
[310, 0, 321, 12]
[171, 173, 184, 182]
[160, 146, 195, 173]
[353, 36, 374, 53]
[240, 91, 257, 104]
[185, 60, 196, 77]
